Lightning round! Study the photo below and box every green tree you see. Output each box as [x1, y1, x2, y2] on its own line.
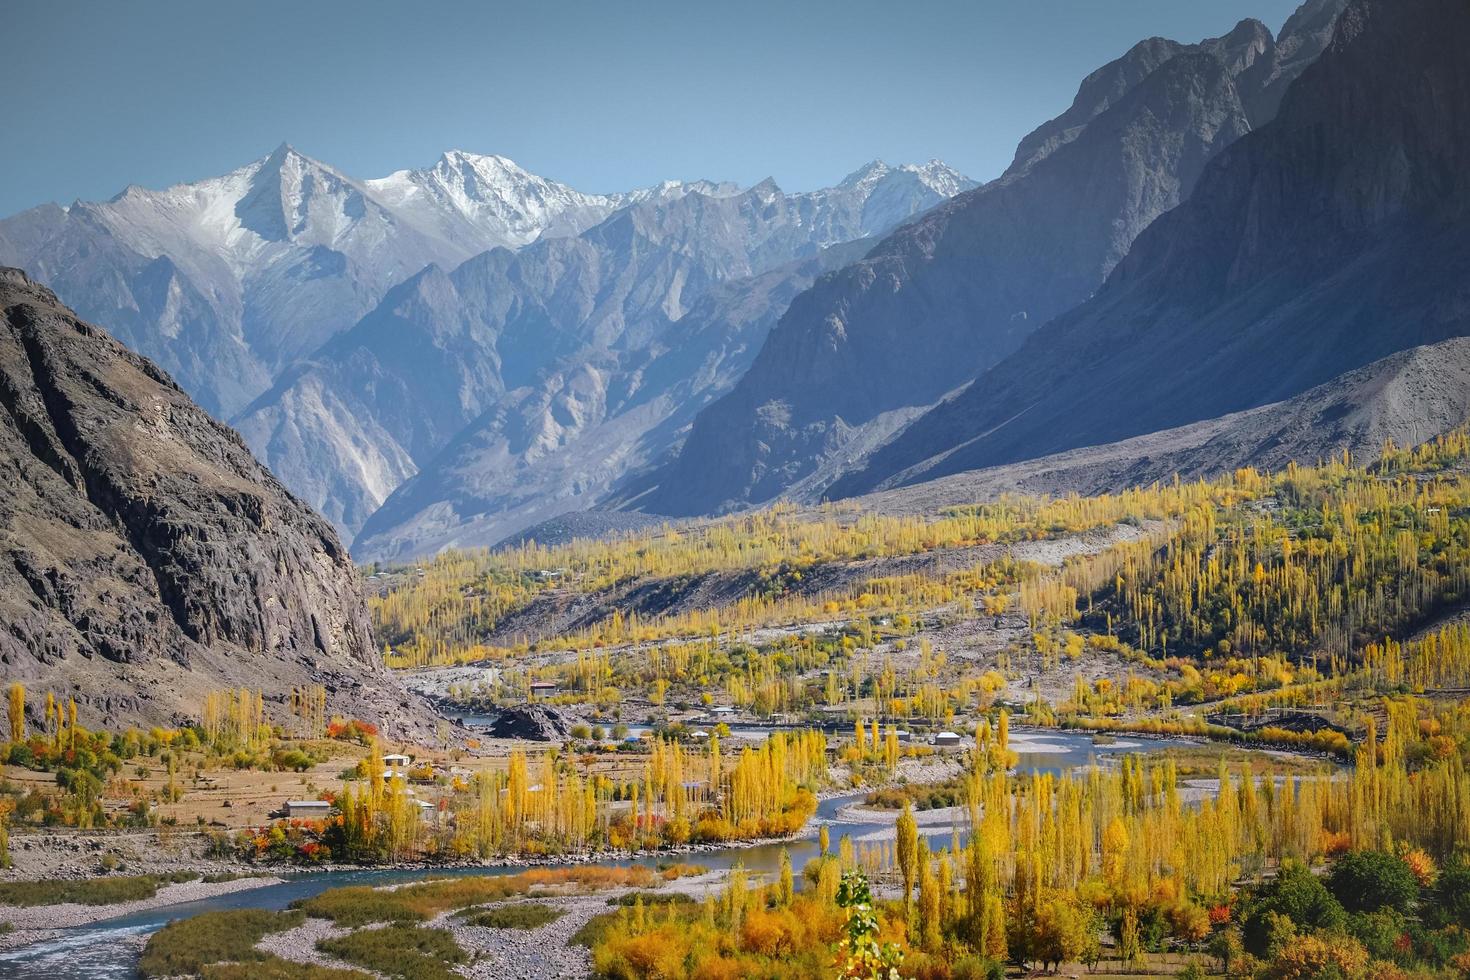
[1242, 864, 1345, 957]
[835, 869, 905, 980]
[1428, 859, 1470, 929]
[1327, 850, 1420, 914]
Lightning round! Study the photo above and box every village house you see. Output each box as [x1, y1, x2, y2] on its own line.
[284, 799, 332, 819]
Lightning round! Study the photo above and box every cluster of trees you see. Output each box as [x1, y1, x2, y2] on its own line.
[594, 690, 1470, 978]
[287, 684, 329, 738]
[382, 560, 1026, 670]
[1070, 454, 1470, 674]
[200, 688, 271, 754]
[382, 435, 1470, 766]
[1358, 622, 1470, 693]
[266, 731, 829, 865]
[0, 684, 366, 835]
[372, 480, 1203, 668]
[446, 618, 1005, 727]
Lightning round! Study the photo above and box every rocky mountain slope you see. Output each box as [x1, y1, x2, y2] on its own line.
[0, 268, 423, 731]
[848, 338, 1470, 514]
[348, 244, 865, 559]
[235, 164, 971, 551]
[833, 0, 1470, 497]
[0, 147, 707, 418]
[639, 0, 1347, 518]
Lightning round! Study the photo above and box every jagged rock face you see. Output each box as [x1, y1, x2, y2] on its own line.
[638, 2, 1347, 518]
[484, 704, 573, 741]
[236, 165, 968, 553]
[0, 268, 415, 730]
[835, 0, 1470, 497]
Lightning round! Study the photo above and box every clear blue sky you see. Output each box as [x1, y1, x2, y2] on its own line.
[1, 0, 1304, 216]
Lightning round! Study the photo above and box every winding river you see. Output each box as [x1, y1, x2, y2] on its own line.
[0, 730, 1199, 979]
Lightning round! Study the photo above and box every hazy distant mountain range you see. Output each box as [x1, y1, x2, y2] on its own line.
[0, 146, 962, 421]
[0, 150, 972, 552]
[4, 0, 1467, 569]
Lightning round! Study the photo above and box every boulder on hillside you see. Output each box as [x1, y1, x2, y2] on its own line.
[486, 704, 574, 741]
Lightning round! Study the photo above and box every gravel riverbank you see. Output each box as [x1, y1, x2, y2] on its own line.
[0, 874, 286, 951]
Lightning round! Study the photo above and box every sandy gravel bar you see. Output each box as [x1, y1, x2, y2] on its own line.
[442, 895, 603, 980]
[255, 915, 374, 975]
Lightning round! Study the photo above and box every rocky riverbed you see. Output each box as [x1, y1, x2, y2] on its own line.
[0, 874, 286, 951]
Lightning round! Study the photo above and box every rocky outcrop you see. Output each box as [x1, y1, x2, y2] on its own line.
[639, 2, 1347, 518]
[484, 704, 573, 741]
[0, 268, 424, 731]
[835, 0, 1470, 497]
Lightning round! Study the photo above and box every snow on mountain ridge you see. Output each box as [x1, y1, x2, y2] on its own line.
[838, 159, 974, 199]
[0, 144, 973, 421]
[365, 149, 620, 249]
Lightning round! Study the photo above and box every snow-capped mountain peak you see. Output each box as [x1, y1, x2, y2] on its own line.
[365, 149, 616, 249]
[839, 159, 975, 199]
[905, 159, 976, 199]
[235, 142, 368, 244]
[0, 143, 973, 427]
[838, 159, 893, 188]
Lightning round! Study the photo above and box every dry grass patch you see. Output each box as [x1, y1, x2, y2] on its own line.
[139, 908, 303, 977]
[0, 870, 197, 907]
[317, 923, 467, 980]
[457, 901, 564, 929]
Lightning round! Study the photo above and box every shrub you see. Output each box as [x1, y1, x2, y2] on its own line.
[203, 957, 368, 980]
[1263, 932, 1370, 980]
[1347, 909, 1411, 963]
[572, 911, 620, 949]
[608, 891, 697, 907]
[296, 866, 664, 926]
[1427, 859, 1470, 929]
[950, 955, 1006, 980]
[139, 909, 303, 977]
[863, 779, 964, 811]
[317, 924, 467, 980]
[0, 874, 175, 907]
[458, 901, 563, 929]
[293, 886, 430, 926]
